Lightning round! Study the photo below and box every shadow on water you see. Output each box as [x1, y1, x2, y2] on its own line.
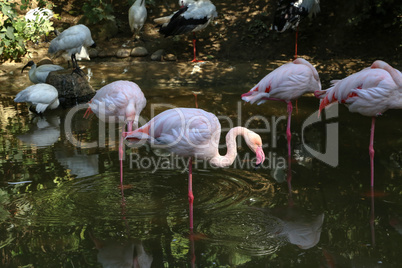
[1, 59, 402, 267]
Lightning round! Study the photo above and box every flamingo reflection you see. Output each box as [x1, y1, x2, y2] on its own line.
[89, 233, 153, 268]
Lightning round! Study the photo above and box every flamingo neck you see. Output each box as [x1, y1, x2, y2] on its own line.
[210, 127, 247, 168]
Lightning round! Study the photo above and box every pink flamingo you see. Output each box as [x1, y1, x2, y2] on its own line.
[123, 108, 265, 230]
[154, 0, 218, 62]
[241, 58, 321, 159]
[315, 60, 402, 187]
[84, 80, 147, 187]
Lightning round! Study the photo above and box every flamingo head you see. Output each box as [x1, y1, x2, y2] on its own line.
[244, 130, 265, 166]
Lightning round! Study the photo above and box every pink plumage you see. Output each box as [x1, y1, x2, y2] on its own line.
[241, 58, 321, 104]
[315, 60, 402, 187]
[123, 108, 264, 167]
[316, 60, 402, 117]
[85, 80, 146, 132]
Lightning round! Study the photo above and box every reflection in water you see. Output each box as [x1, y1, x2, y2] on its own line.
[54, 147, 99, 178]
[1, 60, 402, 267]
[17, 115, 60, 148]
[271, 206, 324, 250]
[197, 206, 324, 255]
[90, 233, 153, 268]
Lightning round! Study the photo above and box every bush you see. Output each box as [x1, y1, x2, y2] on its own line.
[0, 0, 55, 62]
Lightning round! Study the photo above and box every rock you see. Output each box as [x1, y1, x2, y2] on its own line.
[37, 57, 54, 65]
[88, 48, 98, 58]
[46, 69, 96, 108]
[98, 49, 116, 57]
[163, 54, 177, 61]
[131, 47, 148, 57]
[116, 48, 131, 58]
[151, 49, 165, 61]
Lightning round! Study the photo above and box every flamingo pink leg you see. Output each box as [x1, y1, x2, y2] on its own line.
[370, 186, 376, 247]
[191, 33, 203, 63]
[119, 133, 126, 187]
[188, 157, 194, 231]
[369, 117, 376, 187]
[294, 25, 299, 60]
[286, 101, 293, 159]
[119, 121, 134, 188]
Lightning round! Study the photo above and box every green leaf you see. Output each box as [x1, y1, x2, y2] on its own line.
[5, 26, 14, 40]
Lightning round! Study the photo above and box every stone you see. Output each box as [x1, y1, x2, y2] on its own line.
[98, 49, 116, 57]
[88, 48, 98, 58]
[116, 49, 131, 58]
[131, 47, 148, 57]
[46, 69, 96, 108]
[163, 54, 177, 61]
[151, 49, 165, 61]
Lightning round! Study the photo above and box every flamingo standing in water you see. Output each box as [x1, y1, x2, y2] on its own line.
[154, 0, 217, 62]
[84, 80, 147, 187]
[123, 108, 265, 230]
[242, 58, 321, 159]
[315, 60, 402, 187]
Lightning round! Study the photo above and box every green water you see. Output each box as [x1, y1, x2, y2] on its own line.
[0, 60, 401, 267]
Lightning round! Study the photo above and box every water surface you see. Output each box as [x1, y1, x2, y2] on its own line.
[1, 59, 402, 267]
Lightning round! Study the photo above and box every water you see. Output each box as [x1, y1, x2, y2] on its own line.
[1, 59, 402, 267]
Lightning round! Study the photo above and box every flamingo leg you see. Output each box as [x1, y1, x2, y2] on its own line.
[294, 25, 299, 60]
[193, 93, 198, 108]
[370, 186, 376, 247]
[119, 121, 134, 189]
[191, 33, 203, 63]
[119, 135, 124, 187]
[286, 101, 293, 159]
[369, 117, 376, 187]
[188, 157, 194, 231]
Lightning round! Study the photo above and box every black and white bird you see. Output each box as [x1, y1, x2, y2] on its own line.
[48, 24, 96, 74]
[128, 0, 147, 40]
[21, 60, 64, 84]
[14, 84, 59, 114]
[272, 0, 320, 33]
[154, 0, 218, 62]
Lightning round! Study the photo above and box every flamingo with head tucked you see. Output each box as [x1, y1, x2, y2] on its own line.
[123, 108, 265, 230]
[315, 60, 402, 187]
[84, 80, 147, 187]
[242, 58, 321, 159]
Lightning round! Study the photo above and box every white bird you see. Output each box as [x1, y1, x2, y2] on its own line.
[48, 24, 96, 73]
[128, 0, 147, 40]
[14, 83, 59, 114]
[154, 0, 218, 62]
[272, 0, 320, 33]
[21, 60, 64, 84]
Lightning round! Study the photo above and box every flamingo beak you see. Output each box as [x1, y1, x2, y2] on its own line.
[255, 146, 265, 167]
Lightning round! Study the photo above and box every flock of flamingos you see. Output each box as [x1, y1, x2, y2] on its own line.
[14, 0, 402, 232]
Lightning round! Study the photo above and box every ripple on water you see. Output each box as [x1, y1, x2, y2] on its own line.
[197, 208, 285, 256]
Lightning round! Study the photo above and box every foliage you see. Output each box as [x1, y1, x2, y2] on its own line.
[0, 0, 55, 62]
[82, 0, 115, 24]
